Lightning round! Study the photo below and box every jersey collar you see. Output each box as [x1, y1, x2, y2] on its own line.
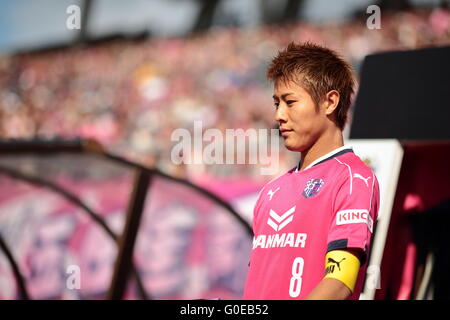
[295, 145, 353, 172]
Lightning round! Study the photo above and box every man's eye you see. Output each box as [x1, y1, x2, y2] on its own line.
[286, 100, 296, 105]
[274, 103, 279, 108]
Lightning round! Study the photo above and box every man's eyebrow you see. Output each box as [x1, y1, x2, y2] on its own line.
[272, 93, 296, 100]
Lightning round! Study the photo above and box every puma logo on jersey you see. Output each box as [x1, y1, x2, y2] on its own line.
[353, 173, 371, 187]
[267, 187, 280, 200]
[267, 206, 296, 231]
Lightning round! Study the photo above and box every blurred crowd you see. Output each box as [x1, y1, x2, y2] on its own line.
[0, 9, 449, 181]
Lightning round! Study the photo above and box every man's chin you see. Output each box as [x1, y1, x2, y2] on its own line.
[284, 142, 304, 153]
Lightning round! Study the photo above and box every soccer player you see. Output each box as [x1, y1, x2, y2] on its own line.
[242, 42, 380, 300]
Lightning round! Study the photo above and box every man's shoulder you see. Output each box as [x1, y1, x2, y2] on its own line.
[333, 151, 379, 195]
[335, 151, 375, 176]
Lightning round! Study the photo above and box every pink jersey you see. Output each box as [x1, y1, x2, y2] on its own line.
[243, 146, 380, 300]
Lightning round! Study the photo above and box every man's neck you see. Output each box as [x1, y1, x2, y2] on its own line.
[299, 129, 344, 171]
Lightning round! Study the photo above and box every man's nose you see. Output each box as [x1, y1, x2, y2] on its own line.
[275, 103, 288, 123]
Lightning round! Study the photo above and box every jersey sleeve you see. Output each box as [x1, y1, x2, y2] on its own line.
[327, 168, 380, 264]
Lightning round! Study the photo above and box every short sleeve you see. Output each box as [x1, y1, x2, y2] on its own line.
[327, 169, 380, 265]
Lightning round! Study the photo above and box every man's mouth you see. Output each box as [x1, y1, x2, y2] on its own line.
[279, 128, 293, 137]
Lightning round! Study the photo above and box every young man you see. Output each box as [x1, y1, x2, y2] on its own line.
[242, 42, 380, 300]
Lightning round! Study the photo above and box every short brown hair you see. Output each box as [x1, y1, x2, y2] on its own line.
[267, 42, 355, 130]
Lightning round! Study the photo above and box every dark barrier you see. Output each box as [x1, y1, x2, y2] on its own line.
[350, 46, 450, 140]
[0, 139, 253, 300]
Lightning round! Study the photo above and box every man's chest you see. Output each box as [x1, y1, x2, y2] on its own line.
[254, 173, 336, 235]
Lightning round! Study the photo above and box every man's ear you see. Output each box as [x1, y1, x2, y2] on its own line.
[322, 90, 340, 115]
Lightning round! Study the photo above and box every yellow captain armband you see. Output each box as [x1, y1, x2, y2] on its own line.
[324, 250, 361, 293]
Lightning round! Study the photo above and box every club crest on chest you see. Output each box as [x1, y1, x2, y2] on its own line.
[302, 178, 324, 198]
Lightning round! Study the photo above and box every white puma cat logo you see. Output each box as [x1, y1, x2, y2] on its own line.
[267, 187, 280, 200]
[353, 173, 371, 187]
